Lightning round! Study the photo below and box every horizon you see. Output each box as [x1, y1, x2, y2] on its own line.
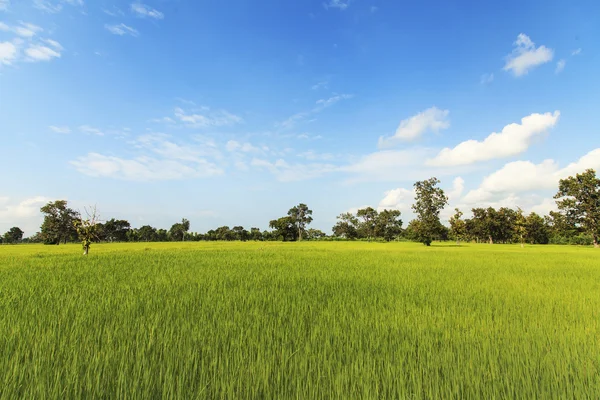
[2, 0, 600, 236]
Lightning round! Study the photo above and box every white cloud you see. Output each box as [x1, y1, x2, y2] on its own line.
[297, 150, 334, 161]
[174, 107, 243, 128]
[250, 158, 336, 182]
[555, 59, 566, 74]
[0, 0, 9, 11]
[0, 21, 43, 38]
[447, 177, 465, 200]
[503, 34, 554, 77]
[49, 125, 71, 134]
[461, 148, 600, 207]
[71, 153, 223, 181]
[324, 0, 349, 10]
[79, 125, 104, 136]
[480, 73, 494, 85]
[103, 6, 124, 16]
[131, 3, 164, 19]
[311, 81, 328, 90]
[225, 140, 260, 153]
[378, 107, 450, 148]
[0, 196, 52, 236]
[378, 187, 414, 212]
[105, 23, 139, 37]
[24, 44, 61, 61]
[0, 41, 17, 65]
[279, 94, 353, 129]
[428, 111, 560, 167]
[572, 48, 582, 56]
[33, 0, 83, 13]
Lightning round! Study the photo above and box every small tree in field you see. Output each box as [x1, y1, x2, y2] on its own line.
[411, 177, 448, 246]
[74, 206, 101, 255]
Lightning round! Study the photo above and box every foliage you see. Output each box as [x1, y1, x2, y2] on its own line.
[40, 200, 79, 245]
[411, 177, 448, 246]
[2, 227, 24, 244]
[287, 203, 313, 241]
[555, 168, 600, 247]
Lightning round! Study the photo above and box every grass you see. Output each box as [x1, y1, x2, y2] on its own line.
[0, 241, 599, 399]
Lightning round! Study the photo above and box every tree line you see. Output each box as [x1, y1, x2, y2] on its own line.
[2, 169, 599, 251]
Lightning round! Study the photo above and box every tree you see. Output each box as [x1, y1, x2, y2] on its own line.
[169, 218, 190, 241]
[40, 200, 79, 245]
[449, 208, 466, 245]
[269, 216, 297, 241]
[356, 207, 378, 240]
[138, 225, 157, 242]
[250, 227, 262, 241]
[73, 206, 101, 255]
[3, 227, 24, 244]
[332, 212, 359, 239]
[232, 226, 249, 241]
[555, 169, 600, 247]
[375, 209, 403, 241]
[306, 228, 327, 240]
[287, 203, 313, 241]
[411, 177, 448, 246]
[525, 212, 549, 244]
[514, 208, 527, 248]
[103, 219, 131, 242]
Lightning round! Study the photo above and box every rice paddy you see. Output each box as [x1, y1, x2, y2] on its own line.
[0, 241, 599, 398]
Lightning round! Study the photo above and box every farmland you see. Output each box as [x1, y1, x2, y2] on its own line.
[0, 242, 599, 398]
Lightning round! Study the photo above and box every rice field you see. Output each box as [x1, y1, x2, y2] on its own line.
[0, 241, 599, 399]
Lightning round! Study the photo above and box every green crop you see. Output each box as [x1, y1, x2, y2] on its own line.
[1, 242, 599, 398]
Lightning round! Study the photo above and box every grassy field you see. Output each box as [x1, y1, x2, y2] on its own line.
[0, 241, 599, 399]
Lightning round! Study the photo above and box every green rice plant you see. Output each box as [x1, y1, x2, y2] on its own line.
[0, 242, 599, 399]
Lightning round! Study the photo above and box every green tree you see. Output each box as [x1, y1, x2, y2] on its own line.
[250, 227, 262, 241]
[103, 219, 131, 242]
[306, 228, 327, 240]
[269, 216, 297, 241]
[411, 177, 448, 246]
[514, 208, 527, 247]
[3, 227, 24, 244]
[40, 200, 79, 245]
[232, 226, 249, 241]
[287, 203, 313, 241]
[138, 225, 157, 242]
[525, 212, 549, 244]
[555, 169, 600, 247]
[375, 209, 403, 241]
[332, 212, 359, 239]
[356, 207, 378, 240]
[449, 208, 466, 245]
[169, 218, 190, 241]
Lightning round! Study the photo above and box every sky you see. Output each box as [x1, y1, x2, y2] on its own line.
[1, 0, 600, 236]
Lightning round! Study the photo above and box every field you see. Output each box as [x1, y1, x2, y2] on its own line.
[0, 242, 599, 399]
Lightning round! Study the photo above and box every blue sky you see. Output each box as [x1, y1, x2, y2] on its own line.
[1, 0, 600, 235]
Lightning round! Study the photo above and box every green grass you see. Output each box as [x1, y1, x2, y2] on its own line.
[1, 241, 599, 399]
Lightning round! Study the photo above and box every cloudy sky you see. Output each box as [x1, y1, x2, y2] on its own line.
[1, 0, 599, 235]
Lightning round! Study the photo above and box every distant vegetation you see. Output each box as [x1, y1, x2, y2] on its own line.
[3, 169, 599, 251]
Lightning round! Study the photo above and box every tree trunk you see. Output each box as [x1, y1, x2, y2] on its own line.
[594, 235, 599, 248]
[488, 236, 493, 245]
[83, 246, 89, 256]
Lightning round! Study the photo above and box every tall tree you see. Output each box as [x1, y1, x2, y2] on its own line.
[514, 208, 527, 248]
[356, 207, 378, 240]
[169, 218, 190, 241]
[449, 208, 466, 245]
[269, 216, 297, 241]
[332, 212, 359, 239]
[411, 177, 448, 246]
[287, 203, 313, 241]
[554, 169, 600, 247]
[103, 219, 131, 242]
[40, 200, 79, 245]
[138, 225, 157, 242]
[3, 227, 24, 244]
[525, 212, 549, 244]
[375, 209, 403, 241]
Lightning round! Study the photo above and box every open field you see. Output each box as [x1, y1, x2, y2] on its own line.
[1, 242, 599, 398]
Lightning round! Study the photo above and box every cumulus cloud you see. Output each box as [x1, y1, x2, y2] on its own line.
[24, 43, 61, 61]
[378, 107, 450, 147]
[0, 196, 52, 236]
[105, 23, 139, 37]
[504, 34, 554, 77]
[0, 21, 43, 38]
[0, 41, 17, 65]
[131, 3, 164, 19]
[378, 187, 414, 212]
[428, 111, 560, 167]
[461, 148, 600, 205]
